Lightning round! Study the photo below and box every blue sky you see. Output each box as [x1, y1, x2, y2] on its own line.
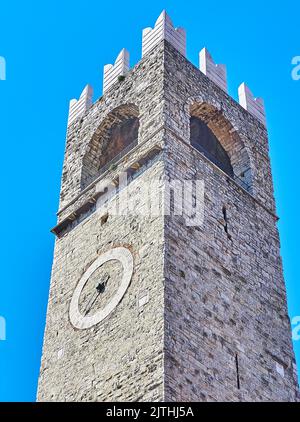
[0, 0, 299, 401]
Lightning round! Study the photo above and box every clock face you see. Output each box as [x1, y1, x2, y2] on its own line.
[69, 247, 134, 329]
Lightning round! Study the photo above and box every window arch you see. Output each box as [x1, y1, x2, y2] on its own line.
[81, 104, 139, 189]
[190, 116, 233, 178]
[189, 102, 252, 192]
[98, 116, 139, 170]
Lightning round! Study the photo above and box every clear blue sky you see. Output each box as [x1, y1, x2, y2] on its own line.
[0, 0, 299, 401]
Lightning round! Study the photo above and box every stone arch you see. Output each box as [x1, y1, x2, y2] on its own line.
[188, 100, 253, 192]
[81, 103, 139, 189]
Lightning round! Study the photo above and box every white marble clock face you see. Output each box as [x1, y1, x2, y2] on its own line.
[69, 247, 134, 329]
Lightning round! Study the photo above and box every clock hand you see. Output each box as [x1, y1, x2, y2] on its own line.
[83, 274, 110, 316]
[84, 292, 99, 316]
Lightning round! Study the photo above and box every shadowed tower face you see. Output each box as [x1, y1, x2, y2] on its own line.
[38, 11, 299, 402]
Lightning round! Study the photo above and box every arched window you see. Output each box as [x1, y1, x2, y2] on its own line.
[98, 116, 139, 170]
[81, 104, 139, 189]
[190, 116, 234, 178]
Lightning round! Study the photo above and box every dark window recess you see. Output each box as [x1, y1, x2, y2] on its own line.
[99, 117, 139, 170]
[190, 116, 234, 178]
[235, 354, 241, 390]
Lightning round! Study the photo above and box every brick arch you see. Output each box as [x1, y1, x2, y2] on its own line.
[81, 103, 139, 189]
[188, 101, 253, 192]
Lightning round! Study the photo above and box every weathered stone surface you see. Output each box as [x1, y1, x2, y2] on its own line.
[163, 42, 298, 402]
[38, 40, 299, 402]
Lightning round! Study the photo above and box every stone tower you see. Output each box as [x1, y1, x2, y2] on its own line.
[37, 11, 299, 401]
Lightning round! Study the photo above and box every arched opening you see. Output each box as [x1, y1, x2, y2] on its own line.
[190, 116, 233, 178]
[98, 116, 139, 170]
[81, 104, 139, 189]
[189, 102, 252, 192]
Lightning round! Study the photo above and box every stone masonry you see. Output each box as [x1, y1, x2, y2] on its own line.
[163, 43, 298, 401]
[37, 11, 299, 401]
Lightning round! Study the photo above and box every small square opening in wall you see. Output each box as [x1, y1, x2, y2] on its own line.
[101, 213, 109, 225]
[275, 362, 285, 378]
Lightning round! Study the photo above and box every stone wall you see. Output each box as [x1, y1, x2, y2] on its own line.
[38, 160, 165, 401]
[162, 42, 299, 401]
[38, 42, 167, 402]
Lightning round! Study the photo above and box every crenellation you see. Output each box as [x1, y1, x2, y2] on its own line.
[68, 84, 93, 126]
[199, 48, 227, 92]
[142, 10, 186, 58]
[238, 82, 266, 126]
[65, 11, 266, 134]
[103, 48, 130, 94]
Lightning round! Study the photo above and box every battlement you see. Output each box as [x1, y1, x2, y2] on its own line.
[68, 85, 93, 126]
[142, 10, 186, 58]
[238, 83, 266, 125]
[199, 48, 227, 92]
[67, 10, 266, 127]
[103, 48, 130, 94]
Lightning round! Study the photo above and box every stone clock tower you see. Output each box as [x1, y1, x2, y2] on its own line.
[37, 11, 299, 401]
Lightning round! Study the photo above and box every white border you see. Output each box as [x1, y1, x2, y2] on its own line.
[69, 247, 133, 329]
